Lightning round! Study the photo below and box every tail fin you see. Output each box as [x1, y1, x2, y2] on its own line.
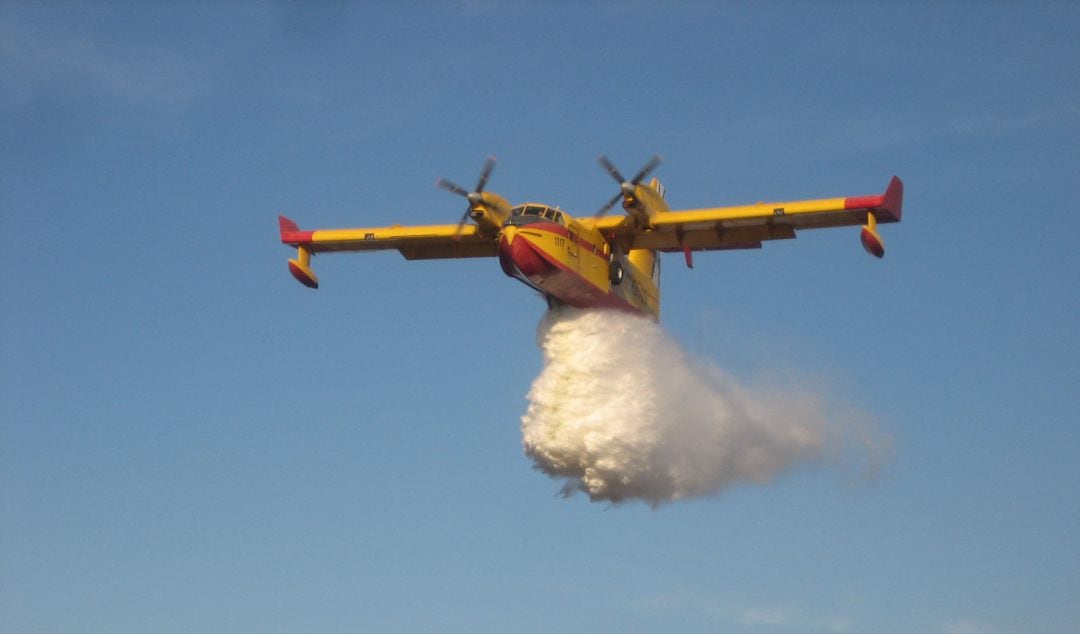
[648, 177, 667, 200]
[279, 215, 314, 245]
[879, 176, 903, 223]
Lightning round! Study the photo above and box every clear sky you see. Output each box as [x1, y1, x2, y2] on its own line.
[2, 2, 1078, 633]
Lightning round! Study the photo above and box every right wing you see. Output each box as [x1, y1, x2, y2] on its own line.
[278, 215, 498, 288]
[586, 176, 903, 255]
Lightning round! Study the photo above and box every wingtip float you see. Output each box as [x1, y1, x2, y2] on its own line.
[279, 215, 318, 288]
[847, 175, 903, 259]
[277, 158, 904, 320]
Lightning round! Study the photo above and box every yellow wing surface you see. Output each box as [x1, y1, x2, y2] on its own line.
[279, 176, 902, 287]
[278, 216, 498, 288]
[588, 176, 903, 255]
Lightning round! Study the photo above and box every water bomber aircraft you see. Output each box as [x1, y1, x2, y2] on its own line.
[278, 156, 903, 320]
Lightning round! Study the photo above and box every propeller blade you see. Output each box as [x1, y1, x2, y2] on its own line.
[629, 154, 661, 185]
[439, 156, 499, 238]
[597, 155, 626, 185]
[453, 205, 472, 239]
[475, 156, 496, 193]
[597, 191, 623, 216]
[596, 154, 661, 215]
[436, 178, 470, 198]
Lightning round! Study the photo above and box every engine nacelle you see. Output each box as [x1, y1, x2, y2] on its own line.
[469, 191, 513, 235]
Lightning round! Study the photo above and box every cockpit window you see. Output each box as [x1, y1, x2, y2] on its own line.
[509, 205, 564, 226]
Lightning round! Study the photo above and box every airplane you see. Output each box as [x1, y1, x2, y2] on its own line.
[277, 156, 903, 320]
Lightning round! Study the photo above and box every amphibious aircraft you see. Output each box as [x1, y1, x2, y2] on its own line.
[278, 156, 903, 320]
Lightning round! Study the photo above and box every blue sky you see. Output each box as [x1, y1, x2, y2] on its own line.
[2, 2, 1078, 633]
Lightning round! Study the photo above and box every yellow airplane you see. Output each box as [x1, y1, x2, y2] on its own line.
[278, 156, 903, 320]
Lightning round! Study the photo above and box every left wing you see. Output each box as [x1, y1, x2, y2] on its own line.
[278, 215, 498, 288]
[591, 176, 903, 258]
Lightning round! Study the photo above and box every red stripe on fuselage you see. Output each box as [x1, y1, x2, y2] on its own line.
[521, 221, 605, 255]
[499, 222, 639, 314]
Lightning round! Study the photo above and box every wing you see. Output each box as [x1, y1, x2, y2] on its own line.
[592, 176, 903, 254]
[278, 216, 498, 288]
[278, 216, 498, 259]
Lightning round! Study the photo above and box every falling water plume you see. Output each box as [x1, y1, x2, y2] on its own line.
[521, 307, 883, 505]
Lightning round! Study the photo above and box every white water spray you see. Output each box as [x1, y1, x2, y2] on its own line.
[522, 308, 883, 505]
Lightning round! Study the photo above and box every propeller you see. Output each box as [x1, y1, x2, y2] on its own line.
[596, 154, 661, 215]
[436, 156, 497, 237]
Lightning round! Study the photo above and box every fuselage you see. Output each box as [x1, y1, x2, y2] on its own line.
[497, 204, 660, 319]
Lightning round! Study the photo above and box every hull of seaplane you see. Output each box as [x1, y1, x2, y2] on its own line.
[498, 222, 655, 316]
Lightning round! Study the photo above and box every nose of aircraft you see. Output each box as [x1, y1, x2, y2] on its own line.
[498, 224, 552, 280]
[498, 225, 519, 277]
[500, 224, 517, 247]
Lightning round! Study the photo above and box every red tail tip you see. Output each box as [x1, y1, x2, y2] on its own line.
[279, 215, 299, 233]
[881, 176, 903, 222]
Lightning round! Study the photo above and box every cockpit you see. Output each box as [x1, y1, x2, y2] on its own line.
[504, 204, 565, 227]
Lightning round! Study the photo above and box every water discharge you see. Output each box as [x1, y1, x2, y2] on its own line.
[522, 307, 884, 505]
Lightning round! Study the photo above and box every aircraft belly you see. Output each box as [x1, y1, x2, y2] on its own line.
[499, 227, 638, 314]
